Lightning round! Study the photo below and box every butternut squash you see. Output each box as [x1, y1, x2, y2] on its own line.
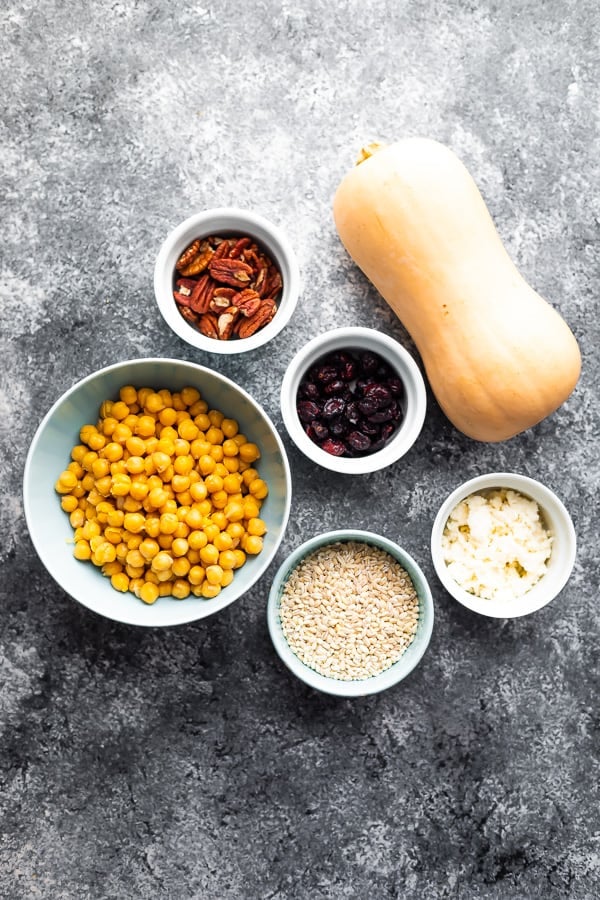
[333, 139, 581, 442]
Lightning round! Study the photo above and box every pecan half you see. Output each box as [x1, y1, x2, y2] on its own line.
[189, 274, 215, 314]
[175, 239, 201, 272]
[235, 288, 262, 318]
[209, 258, 253, 286]
[198, 312, 219, 340]
[217, 306, 239, 340]
[180, 239, 214, 277]
[173, 277, 198, 306]
[236, 298, 277, 338]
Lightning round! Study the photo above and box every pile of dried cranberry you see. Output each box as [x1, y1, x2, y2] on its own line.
[296, 348, 405, 457]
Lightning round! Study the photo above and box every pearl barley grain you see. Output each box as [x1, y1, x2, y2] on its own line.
[279, 541, 419, 681]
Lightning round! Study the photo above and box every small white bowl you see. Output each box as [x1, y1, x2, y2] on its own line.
[154, 207, 300, 354]
[280, 327, 427, 474]
[431, 472, 577, 619]
[267, 530, 434, 697]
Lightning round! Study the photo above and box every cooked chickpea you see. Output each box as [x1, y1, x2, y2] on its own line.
[57, 385, 269, 606]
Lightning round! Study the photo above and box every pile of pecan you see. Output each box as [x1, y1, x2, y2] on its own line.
[173, 234, 283, 340]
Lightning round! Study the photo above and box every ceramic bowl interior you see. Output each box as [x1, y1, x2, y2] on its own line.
[267, 529, 434, 697]
[280, 327, 427, 475]
[24, 358, 292, 627]
[430, 472, 576, 618]
[154, 207, 300, 354]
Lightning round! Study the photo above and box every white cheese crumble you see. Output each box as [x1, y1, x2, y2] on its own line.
[441, 488, 553, 602]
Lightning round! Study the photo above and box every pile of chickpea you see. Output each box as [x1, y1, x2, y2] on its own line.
[54, 384, 269, 605]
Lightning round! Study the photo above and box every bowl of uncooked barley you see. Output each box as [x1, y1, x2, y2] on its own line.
[154, 208, 301, 354]
[267, 529, 434, 696]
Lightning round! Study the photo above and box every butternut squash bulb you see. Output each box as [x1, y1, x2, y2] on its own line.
[333, 139, 581, 442]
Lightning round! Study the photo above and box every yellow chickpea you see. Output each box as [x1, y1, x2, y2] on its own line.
[246, 517, 267, 537]
[224, 500, 245, 523]
[171, 537, 189, 558]
[187, 565, 205, 586]
[158, 406, 178, 427]
[189, 398, 208, 416]
[190, 481, 208, 503]
[205, 564, 224, 586]
[61, 495, 79, 513]
[201, 582, 221, 599]
[148, 487, 170, 509]
[152, 551, 173, 572]
[172, 557, 190, 578]
[188, 530, 208, 551]
[111, 572, 130, 593]
[178, 419, 199, 442]
[199, 544, 219, 567]
[112, 423, 132, 444]
[144, 392, 164, 414]
[139, 538, 160, 560]
[218, 549, 237, 570]
[194, 413, 211, 432]
[140, 581, 160, 605]
[171, 579, 191, 600]
[73, 540, 92, 561]
[232, 549, 247, 569]
[198, 454, 216, 476]
[242, 534, 263, 555]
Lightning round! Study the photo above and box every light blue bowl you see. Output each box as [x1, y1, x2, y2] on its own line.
[267, 529, 434, 697]
[24, 358, 292, 627]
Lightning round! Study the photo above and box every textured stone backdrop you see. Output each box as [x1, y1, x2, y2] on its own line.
[1, 1, 599, 898]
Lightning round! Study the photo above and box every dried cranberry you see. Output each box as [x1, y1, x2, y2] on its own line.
[323, 378, 347, 396]
[370, 422, 396, 451]
[358, 351, 380, 376]
[314, 364, 340, 385]
[347, 430, 371, 452]
[297, 400, 321, 423]
[343, 401, 361, 426]
[321, 438, 346, 456]
[299, 381, 320, 400]
[329, 418, 348, 437]
[360, 419, 380, 437]
[322, 397, 346, 418]
[357, 397, 378, 417]
[363, 383, 393, 409]
[367, 400, 400, 424]
[310, 419, 329, 440]
[387, 377, 404, 397]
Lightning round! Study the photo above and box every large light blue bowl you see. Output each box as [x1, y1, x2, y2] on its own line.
[24, 358, 292, 627]
[267, 529, 434, 697]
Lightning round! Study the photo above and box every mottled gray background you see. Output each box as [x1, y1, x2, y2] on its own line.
[1, 1, 599, 898]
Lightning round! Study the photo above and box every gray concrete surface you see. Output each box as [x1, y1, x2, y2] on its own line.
[1, 1, 599, 897]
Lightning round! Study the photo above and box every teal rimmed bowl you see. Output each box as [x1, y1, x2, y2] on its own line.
[24, 357, 292, 627]
[267, 529, 434, 697]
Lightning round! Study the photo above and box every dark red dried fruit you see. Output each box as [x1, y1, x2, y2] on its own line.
[298, 381, 320, 400]
[314, 365, 340, 385]
[329, 418, 348, 437]
[363, 383, 393, 409]
[323, 379, 347, 396]
[358, 351, 380, 376]
[296, 346, 406, 458]
[321, 439, 346, 456]
[322, 397, 346, 419]
[310, 420, 329, 440]
[297, 400, 321, 423]
[368, 400, 400, 424]
[347, 430, 371, 452]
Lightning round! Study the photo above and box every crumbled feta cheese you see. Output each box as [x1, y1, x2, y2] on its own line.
[441, 489, 553, 601]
